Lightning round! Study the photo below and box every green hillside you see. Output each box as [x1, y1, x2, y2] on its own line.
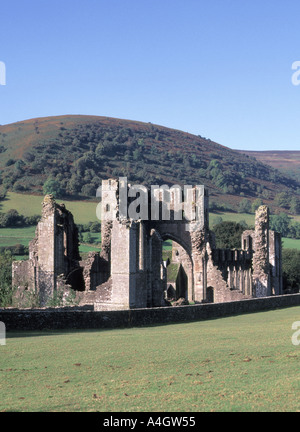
[238, 150, 300, 183]
[0, 115, 299, 212]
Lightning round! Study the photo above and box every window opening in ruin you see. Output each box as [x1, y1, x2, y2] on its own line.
[164, 237, 191, 302]
[66, 268, 85, 292]
[207, 286, 214, 303]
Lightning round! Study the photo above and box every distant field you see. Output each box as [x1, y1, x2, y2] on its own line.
[210, 210, 300, 226]
[0, 192, 99, 225]
[1, 307, 300, 412]
[210, 211, 255, 227]
[0, 227, 36, 247]
[1, 192, 299, 227]
[1, 194, 300, 254]
[282, 238, 300, 250]
[0, 226, 100, 256]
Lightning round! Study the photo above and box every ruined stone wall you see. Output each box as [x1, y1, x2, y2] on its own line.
[171, 243, 193, 301]
[12, 195, 98, 306]
[81, 252, 109, 291]
[12, 180, 283, 312]
[2, 294, 300, 331]
[109, 220, 149, 309]
[149, 229, 165, 307]
[207, 245, 253, 303]
[12, 260, 35, 291]
[269, 230, 283, 295]
[100, 220, 112, 263]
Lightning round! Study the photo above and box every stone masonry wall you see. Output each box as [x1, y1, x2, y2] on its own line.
[1, 293, 300, 331]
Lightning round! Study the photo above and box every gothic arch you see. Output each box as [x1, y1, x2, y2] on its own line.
[154, 229, 195, 302]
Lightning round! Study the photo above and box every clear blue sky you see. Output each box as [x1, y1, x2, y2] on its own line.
[0, 0, 300, 150]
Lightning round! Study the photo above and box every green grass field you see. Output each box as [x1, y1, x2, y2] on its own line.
[1, 194, 300, 254]
[1, 307, 300, 412]
[282, 238, 300, 250]
[0, 227, 36, 247]
[0, 227, 100, 256]
[0, 192, 99, 225]
[0, 193, 101, 255]
[210, 211, 255, 227]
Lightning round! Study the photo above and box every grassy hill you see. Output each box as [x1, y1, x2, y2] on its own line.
[237, 150, 300, 183]
[0, 115, 300, 212]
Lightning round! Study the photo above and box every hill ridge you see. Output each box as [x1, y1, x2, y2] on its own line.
[0, 115, 299, 211]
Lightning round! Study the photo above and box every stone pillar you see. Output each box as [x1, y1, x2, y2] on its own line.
[37, 198, 56, 305]
[191, 227, 207, 302]
[100, 179, 118, 263]
[149, 229, 165, 307]
[252, 206, 271, 297]
[110, 220, 148, 309]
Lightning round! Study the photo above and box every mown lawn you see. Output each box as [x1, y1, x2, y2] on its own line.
[1, 307, 300, 412]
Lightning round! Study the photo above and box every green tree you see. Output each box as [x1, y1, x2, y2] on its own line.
[133, 149, 141, 161]
[238, 198, 251, 214]
[282, 249, 300, 292]
[212, 216, 223, 226]
[82, 232, 94, 244]
[67, 175, 82, 195]
[0, 185, 7, 200]
[81, 183, 96, 197]
[274, 192, 289, 209]
[289, 197, 300, 215]
[213, 221, 245, 249]
[270, 213, 291, 237]
[289, 222, 300, 239]
[0, 209, 24, 228]
[251, 198, 263, 214]
[89, 221, 101, 233]
[43, 178, 63, 198]
[0, 251, 13, 307]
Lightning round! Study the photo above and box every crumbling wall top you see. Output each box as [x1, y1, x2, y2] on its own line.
[42, 194, 56, 218]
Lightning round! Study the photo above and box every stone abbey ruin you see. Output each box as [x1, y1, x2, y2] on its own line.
[12, 179, 283, 310]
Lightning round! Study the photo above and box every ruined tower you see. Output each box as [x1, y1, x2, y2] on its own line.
[12, 195, 81, 305]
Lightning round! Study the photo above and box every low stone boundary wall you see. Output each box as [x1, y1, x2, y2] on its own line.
[1, 293, 300, 331]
